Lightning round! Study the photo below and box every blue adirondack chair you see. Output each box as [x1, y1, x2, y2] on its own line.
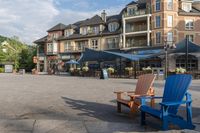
[139, 74, 195, 130]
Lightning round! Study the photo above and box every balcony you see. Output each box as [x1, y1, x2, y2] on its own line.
[126, 40, 148, 48]
[106, 43, 119, 50]
[126, 25, 147, 33]
[124, 9, 151, 18]
[64, 45, 89, 53]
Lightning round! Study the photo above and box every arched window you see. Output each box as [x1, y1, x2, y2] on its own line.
[176, 55, 198, 71]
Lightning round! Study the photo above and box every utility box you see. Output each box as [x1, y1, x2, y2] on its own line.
[100, 69, 108, 79]
[4, 65, 13, 73]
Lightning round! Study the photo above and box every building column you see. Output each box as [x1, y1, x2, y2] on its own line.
[36, 46, 40, 72]
[123, 18, 126, 48]
[44, 56, 48, 72]
[147, 15, 150, 46]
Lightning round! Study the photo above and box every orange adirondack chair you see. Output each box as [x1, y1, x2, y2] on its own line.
[114, 74, 156, 113]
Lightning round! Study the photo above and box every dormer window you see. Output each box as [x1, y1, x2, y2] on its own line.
[82, 27, 88, 35]
[65, 30, 72, 37]
[108, 22, 119, 32]
[182, 3, 192, 12]
[128, 8, 135, 16]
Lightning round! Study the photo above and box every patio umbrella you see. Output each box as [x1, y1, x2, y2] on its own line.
[65, 60, 79, 65]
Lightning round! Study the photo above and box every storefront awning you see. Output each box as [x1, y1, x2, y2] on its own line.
[78, 48, 161, 62]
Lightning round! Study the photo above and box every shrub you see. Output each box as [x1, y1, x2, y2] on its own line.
[0, 68, 5, 73]
[125, 67, 133, 72]
[107, 67, 115, 74]
[82, 66, 89, 72]
[175, 67, 186, 74]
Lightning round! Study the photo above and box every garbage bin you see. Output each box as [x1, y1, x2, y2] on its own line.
[100, 69, 108, 79]
[19, 69, 25, 75]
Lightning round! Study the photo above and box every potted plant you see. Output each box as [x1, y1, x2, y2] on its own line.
[125, 67, 133, 77]
[175, 67, 186, 74]
[82, 66, 89, 77]
[107, 67, 115, 77]
[142, 66, 152, 74]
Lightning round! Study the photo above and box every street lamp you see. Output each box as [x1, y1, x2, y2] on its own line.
[164, 39, 176, 78]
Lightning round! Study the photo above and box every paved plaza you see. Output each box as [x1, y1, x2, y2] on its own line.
[0, 73, 200, 133]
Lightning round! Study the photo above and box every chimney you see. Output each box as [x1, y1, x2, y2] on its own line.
[101, 10, 107, 22]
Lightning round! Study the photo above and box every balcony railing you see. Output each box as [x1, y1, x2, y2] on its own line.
[64, 45, 89, 52]
[126, 40, 148, 48]
[126, 25, 147, 33]
[124, 9, 151, 18]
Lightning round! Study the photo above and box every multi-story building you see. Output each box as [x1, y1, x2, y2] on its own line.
[34, 0, 200, 73]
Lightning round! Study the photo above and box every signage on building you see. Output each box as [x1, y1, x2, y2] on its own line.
[5, 65, 13, 73]
[61, 55, 70, 59]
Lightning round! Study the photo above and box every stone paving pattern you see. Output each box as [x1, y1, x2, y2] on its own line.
[0, 73, 199, 133]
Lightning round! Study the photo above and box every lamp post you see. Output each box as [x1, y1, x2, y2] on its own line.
[164, 39, 176, 78]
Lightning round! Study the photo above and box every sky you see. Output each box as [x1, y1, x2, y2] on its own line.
[0, 0, 131, 44]
[0, 0, 199, 44]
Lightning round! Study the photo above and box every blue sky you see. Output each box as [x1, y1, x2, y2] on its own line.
[0, 0, 199, 44]
[0, 0, 132, 44]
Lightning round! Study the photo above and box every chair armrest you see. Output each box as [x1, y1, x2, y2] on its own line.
[137, 96, 163, 100]
[159, 101, 191, 107]
[114, 91, 135, 94]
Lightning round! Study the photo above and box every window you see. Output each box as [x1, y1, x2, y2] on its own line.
[176, 55, 198, 71]
[91, 26, 99, 34]
[185, 20, 194, 30]
[182, 3, 191, 12]
[155, 16, 161, 28]
[167, 16, 173, 27]
[65, 30, 72, 37]
[167, 0, 173, 10]
[107, 38, 119, 49]
[64, 41, 71, 52]
[156, 0, 161, 11]
[82, 27, 88, 35]
[108, 22, 119, 32]
[47, 43, 53, 52]
[156, 32, 161, 44]
[128, 8, 135, 16]
[91, 40, 98, 49]
[167, 32, 173, 43]
[186, 35, 194, 42]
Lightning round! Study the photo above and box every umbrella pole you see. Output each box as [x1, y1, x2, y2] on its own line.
[134, 61, 137, 79]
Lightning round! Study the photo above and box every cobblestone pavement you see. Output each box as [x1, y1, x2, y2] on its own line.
[0, 73, 199, 133]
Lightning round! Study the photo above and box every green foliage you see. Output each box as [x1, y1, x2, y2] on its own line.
[0, 35, 36, 71]
[0, 68, 5, 73]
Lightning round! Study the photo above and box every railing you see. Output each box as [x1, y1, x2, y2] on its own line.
[64, 45, 89, 52]
[126, 25, 147, 33]
[46, 51, 58, 55]
[107, 43, 119, 50]
[124, 9, 151, 18]
[126, 40, 147, 47]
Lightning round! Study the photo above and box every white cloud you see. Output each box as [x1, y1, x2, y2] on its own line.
[0, 0, 123, 44]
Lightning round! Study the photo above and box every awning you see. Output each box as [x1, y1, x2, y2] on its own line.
[149, 39, 200, 57]
[78, 48, 160, 62]
[103, 51, 151, 61]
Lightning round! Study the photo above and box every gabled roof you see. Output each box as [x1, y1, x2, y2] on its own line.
[127, 1, 137, 6]
[80, 15, 105, 27]
[47, 23, 66, 32]
[34, 36, 47, 44]
[65, 24, 77, 29]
